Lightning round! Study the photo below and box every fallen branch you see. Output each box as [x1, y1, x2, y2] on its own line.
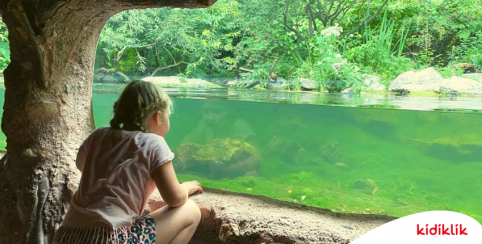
[269, 58, 279, 82]
[95, 67, 130, 83]
[239, 67, 254, 73]
[150, 62, 187, 77]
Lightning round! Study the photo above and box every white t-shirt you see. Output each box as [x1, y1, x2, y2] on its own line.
[62, 127, 174, 228]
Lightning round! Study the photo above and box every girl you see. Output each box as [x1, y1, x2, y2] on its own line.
[54, 80, 203, 244]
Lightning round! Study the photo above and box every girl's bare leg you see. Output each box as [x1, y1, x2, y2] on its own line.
[150, 199, 201, 244]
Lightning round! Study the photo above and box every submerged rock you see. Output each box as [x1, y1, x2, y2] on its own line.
[264, 136, 310, 165]
[389, 68, 444, 92]
[335, 162, 349, 170]
[175, 139, 260, 179]
[353, 179, 377, 193]
[320, 139, 343, 163]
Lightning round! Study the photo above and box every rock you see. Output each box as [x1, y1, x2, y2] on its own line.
[267, 82, 289, 91]
[362, 74, 385, 91]
[147, 191, 394, 244]
[438, 76, 482, 94]
[320, 139, 343, 163]
[462, 73, 482, 82]
[264, 136, 308, 164]
[142, 76, 221, 88]
[389, 68, 444, 92]
[341, 88, 355, 94]
[94, 73, 125, 83]
[174, 139, 259, 179]
[277, 77, 288, 85]
[437, 85, 458, 95]
[243, 80, 259, 89]
[455, 63, 480, 73]
[103, 75, 118, 83]
[353, 179, 377, 193]
[225, 81, 236, 87]
[299, 78, 317, 90]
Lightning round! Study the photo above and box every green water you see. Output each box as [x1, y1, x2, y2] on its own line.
[1, 88, 481, 223]
[91, 92, 482, 223]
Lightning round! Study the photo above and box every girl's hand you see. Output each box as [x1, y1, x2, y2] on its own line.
[182, 180, 203, 196]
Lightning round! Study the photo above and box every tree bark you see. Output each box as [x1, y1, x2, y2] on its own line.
[0, 0, 216, 243]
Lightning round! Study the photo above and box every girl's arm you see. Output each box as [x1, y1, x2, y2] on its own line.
[151, 161, 203, 208]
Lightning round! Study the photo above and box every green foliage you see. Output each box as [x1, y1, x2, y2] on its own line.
[98, 0, 242, 77]
[346, 12, 414, 83]
[297, 25, 363, 92]
[0, 19, 10, 70]
[93, 0, 482, 92]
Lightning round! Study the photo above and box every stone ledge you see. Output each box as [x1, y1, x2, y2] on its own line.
[148, 188, 395, 244]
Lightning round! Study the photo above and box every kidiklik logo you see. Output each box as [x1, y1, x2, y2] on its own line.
[351, 211, 482, 244]
[417, 224, 467, 235]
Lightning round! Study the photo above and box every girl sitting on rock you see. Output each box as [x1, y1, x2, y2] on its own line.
[54, 80, 203, 244]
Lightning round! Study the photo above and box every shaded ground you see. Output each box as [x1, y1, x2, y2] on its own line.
[148, 188, 395, 244]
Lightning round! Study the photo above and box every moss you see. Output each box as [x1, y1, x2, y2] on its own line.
[174, 138, 259, 178]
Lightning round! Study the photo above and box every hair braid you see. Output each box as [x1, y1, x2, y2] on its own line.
[109, 80, 172, 132]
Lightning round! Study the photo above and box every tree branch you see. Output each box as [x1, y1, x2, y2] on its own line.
[283, 0, 306, 43]
[150, 62, 187, 76]
[343, 0, 389, 38]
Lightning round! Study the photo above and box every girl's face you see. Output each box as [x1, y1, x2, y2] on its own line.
[146, 109, 170, 137]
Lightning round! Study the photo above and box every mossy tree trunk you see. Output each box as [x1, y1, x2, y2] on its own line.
[0, 0, 216, 243]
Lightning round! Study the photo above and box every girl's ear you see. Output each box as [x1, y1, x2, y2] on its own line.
[155, 111, 163, 125]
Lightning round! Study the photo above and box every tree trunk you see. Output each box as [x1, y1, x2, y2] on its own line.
[0, 0, 216, 243]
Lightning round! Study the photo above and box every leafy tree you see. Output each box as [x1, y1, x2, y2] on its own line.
[0, 19, 9, 70]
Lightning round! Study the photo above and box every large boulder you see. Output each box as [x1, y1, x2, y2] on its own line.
[299, 78, 317, 90]
[438, 76, 482, 94]
[175, 139, 260, 179]
[267, 78, 289, 91]
[362, 74, 385, 91]
[389, 68, 444, 92]
[462, 73, 482, 82]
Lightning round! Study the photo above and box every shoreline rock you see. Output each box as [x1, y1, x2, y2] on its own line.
[148, 189, 394, 244]
[389, 68, 443, 92]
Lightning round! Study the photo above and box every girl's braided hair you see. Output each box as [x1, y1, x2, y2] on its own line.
[110, 80, 172, 132]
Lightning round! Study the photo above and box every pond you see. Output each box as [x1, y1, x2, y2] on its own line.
[1, 84, 482, 223]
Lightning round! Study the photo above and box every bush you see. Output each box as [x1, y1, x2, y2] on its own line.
[297, 25, 363, 93]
